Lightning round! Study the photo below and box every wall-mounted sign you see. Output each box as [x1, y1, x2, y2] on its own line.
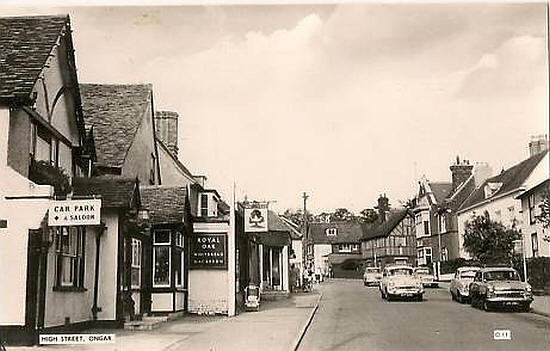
[48, 199, 102, 226]
[190, 233, 227, 269]
[244, 202, 268, 232]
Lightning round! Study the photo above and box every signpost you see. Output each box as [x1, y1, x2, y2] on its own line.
[48, 199, 102, 226]
[190, 233, 227, 269]
[244, 202, 268, 232]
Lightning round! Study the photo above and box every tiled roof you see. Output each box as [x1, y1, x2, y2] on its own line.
[308, 222, 364, 244]
[428, 182, 453, 204]
[73, 176, 139, 209]
[361, 209, 409, 241]
[446, 175, 476, 211]
[80, 83, 153, 168]
[140, 186, 187, 224]
[459, 150, 548, 212]
[516, 179, 550, 199]
[279, 216, 302, 240]
[268, 210, 292, 232]
[0, 15, 68, 103]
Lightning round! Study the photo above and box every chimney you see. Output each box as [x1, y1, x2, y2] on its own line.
[155, 111, 179, 156]
[193, 175, 207, 188]
[472, 162, 493, 187]
[450, 156, 473, 192]
[528, 134, 549, 157]
[376, 194, 390, 223]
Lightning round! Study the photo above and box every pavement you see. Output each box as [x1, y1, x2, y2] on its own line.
[9, 291, 321, 351]
[299, 279, 550, 351]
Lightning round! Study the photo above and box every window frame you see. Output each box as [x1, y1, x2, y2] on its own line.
[131, 238, 142, 289]
[531, 232, 539, 257]
[528, 194, 536, 224]
[55, 226, 85, 289]
[153, 230, 172, 288]
[200, 193, 209, 217]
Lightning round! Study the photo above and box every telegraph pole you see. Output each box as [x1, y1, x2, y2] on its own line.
[302, 192, 309, 237]
[302, 192, 310, 273]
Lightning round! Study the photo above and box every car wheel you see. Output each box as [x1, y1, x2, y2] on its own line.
[456, 292, 463, 304]
[482, 298, 491, 312]
[416, 294, 423, 302]
[470, 293, 477, 308]
[380, 289, 385, 299]
[387, 293, 393, 302]
[364, 281, 367, 286]
[520, 303, 531, 313]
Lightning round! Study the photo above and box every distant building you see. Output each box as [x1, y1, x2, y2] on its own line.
[457, 148, 549, 258]
[516, 179, 550, 258]
[307, 222, 364, 279]
[361, 208, 416, 269]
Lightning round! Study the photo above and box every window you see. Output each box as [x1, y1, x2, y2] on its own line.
[150, 153, 156, 185]
[153, 230, 171, 287]
[131, 239, 142, 289]
[395, 236, 406, 246]
[424, 247, 432, 265]
[326, 228, 338, 236]
[531, 233, 539, 257]
[200, 194, 209, 217]
[55, 227, 85, 288]
[307, 245, 313, 255]
[174, 250, 184, 288]
[439, 214, 446, 233]
[423, 221, 430, 236]
[528, 194, 536, 224]
[175, 231, 184, 248]
[441, 247, 448, 262]
[339, 243, 358, 253]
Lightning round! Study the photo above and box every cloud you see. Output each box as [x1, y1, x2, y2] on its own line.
[455, 35, 546, 99]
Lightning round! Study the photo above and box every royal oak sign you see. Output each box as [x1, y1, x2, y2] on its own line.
[48, 199, 102, 226]
[190, 233, 227, 269]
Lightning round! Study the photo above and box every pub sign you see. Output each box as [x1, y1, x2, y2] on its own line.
[244, 201, 268, 233]
[190, 233, 227, 269]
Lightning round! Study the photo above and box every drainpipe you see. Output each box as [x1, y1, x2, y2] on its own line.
[92, 223, 106, 320]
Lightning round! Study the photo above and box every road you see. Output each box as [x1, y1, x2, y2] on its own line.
[299, 279, 550, 351]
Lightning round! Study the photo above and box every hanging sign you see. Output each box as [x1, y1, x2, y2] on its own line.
[190, 233, 227, 269]
[48, 199, 102, 226]
[244, 202, 268, 232]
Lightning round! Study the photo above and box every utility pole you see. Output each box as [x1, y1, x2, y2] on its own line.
[302, 192, 309, 237]
[302, 192, 310, 272]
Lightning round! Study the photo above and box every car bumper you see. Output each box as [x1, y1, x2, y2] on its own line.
[486, 296, 533, 304]
[388, 288, 423, 296]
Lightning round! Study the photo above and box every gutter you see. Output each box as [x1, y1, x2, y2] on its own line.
[456, 188, 525, 215]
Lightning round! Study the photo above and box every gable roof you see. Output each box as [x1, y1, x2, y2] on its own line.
[458, 150, 548, 212]
[361, 209, 409, 241]
[279, 216, 302, 240]
[156, 137, 196, 184]
[73, 175, 140, 209]
[140, 186, 187, 224]
[446, 174, 476, 211]
[0, 15, 69, 104]
[268, 210, 292, 232]
[516, 179, 550, 199]
[308, 222, 364, 244]
[80, 83, 153, 168]
[428, 182, 453, 204]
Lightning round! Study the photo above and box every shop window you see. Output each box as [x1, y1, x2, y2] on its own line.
[55, 226, 85, 288]
[153, 230, 171, 287]
[339, 244, 352, 253]
[326, 228, 338, 236]
[131, 238, 142, 289]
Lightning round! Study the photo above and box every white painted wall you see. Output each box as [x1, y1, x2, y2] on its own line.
[96, 211, 119, 321]
[520, 188, 550, 258]
[313, 244, 332, 274]
[0, 108, 53, 325]
[189, 221, 231, 315]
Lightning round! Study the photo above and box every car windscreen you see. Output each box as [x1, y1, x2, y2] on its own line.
[460, 271, 477, 278]
[484, 270, 520, 281]
[389, 268, 412, 276]
[415, 269, 430, 274]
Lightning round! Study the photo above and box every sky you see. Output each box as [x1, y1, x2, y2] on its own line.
[2, 2, 549, 214]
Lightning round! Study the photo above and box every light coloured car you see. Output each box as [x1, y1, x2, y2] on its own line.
[379, 265, 424, 301]
[469, 267, 533, 312]
[449, 266, 480, 303]
[413, 267, 438, 288]
[363, 267, 382, 286]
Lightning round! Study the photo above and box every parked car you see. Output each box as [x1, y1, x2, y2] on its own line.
[379, 265, 424, 301]
[449, 266, 480, 303]
[363, 267, 382, 286]
[469, 267, 533, 312]
[413, 267, 438, 288]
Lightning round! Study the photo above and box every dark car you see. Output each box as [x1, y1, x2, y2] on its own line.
[469, 267, 533, 312]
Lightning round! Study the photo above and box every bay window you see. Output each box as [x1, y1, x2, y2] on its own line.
[153, 230, 171, 287]
[131, 238, 142, 289]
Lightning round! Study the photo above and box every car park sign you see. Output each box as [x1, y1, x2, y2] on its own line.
[48, 199, 102, 226]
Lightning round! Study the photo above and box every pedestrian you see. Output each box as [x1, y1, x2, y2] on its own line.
[289, 264, 297, 293]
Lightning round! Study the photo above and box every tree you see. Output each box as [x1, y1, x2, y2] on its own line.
[463, 211, 520, 265]
[330, 208, 356, 222]
[359, 208, 378, 224]
[282, 208, 313, 229]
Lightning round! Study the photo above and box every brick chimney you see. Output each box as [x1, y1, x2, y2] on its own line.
[155, 111, 179, 156]
[376, 194, 390, 223]
[528, 134, 549, 157]
[450, 156, 473, 192]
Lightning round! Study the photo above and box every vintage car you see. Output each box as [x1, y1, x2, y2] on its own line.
[379, 265, 424, 301]
[413, 267, 438, 288]
[469, 267, 533, 312]
[363, 267, 382, 286]
[449, 266, 480, 303]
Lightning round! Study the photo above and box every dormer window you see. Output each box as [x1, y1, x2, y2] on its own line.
[198, 192, 219, 217]
[484, 182, 503, 199]
[326, 228, 338, 236]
